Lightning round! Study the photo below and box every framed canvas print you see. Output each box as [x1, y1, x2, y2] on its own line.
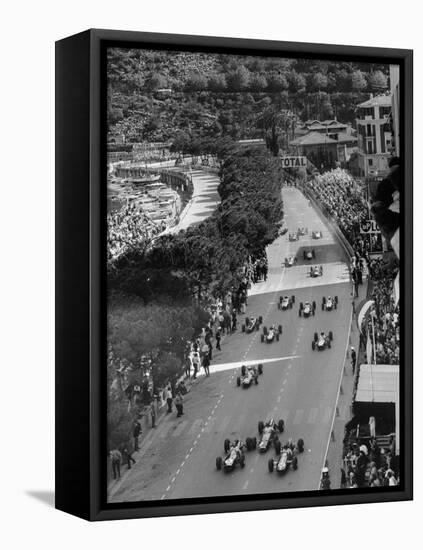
[55, 29, 413, 521]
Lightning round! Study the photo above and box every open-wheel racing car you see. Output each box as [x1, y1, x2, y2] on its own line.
[284, 256, 297, 267]
[299, 300, 316, 317]
[322, 296, 338, 311]
[242, 315, 263, 333]
[297, 227, 308, 236]
[310, 265, 323, 278]
[312, 230, 323, 239]
[257, 418, 285, 453]
[216, 439, 254, 472]
[278, 295, 295, 310]
[288, 232, 299, 242]
[237, 364, 263, 388]
[303, 249, 316, 260]
[261, 324, 282, 343]
[312, 331, 333, 351]
[268, 438, 305, 474]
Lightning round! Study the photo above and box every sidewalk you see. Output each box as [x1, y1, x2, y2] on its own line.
[107, 322, 234, 497]
[323, 280, 368, 489]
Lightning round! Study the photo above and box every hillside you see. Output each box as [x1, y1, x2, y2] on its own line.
[107, 48, 390, 144]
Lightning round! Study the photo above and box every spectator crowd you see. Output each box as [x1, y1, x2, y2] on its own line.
[107, 203, 161, 268]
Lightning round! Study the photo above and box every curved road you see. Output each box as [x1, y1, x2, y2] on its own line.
[109, 187, 352, 502]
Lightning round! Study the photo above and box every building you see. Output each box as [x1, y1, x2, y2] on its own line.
[390, 65, 400, 157]
[356, 94, 392, 178]
[289, 131, 339, 170]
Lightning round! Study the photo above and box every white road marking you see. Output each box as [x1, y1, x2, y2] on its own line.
[166, 486, 171, 491]
[307, 408, 319, 424]
[293, 409, 304, 424]
[242, 480, 249, 490]
[171, 477, 176, 483]
[185, 454, 190, 460]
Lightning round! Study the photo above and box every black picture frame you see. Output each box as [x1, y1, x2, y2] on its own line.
[55, 28, 413, 521]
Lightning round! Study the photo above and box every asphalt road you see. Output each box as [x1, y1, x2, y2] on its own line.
[109, 187, 352, 503]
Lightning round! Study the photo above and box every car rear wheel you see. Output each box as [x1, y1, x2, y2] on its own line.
[258, 364, 263, 375]
[236, 377, 241, 387]
[216, 457, 222, 470]
[300, 302, 303, 309]
[297, 438, 304, 453]
[260, 334, 264, 343]
[329, 331, 333, 341]
[246, 437, 252, 451]
[263, 326, 267, 335]
[291, 295, 295, 304]
[293, 457, 298, 470]
[242, 324, 245, 333]
[314, 332, 318, 341]
[278, 325, 282, 334]
[258, 316, 263, 324]
[252, 437, 257, 449]
[241, 365, 246, 376]
[278, 419, 285, 433]
[258, 421, 264, 434]
[224, 439, 230, 453]
[268, 459, 274, 472]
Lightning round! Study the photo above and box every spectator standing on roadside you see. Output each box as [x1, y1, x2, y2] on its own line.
[232, 309, 237, 332]
[175, 391, 184, 417]
[110, 449, 122, 480]
[215, 329, 221, 351]
[132, 419, 142, 451]
[351, 346, 356, 375]
[185, 354, 192, 379]
[203, 353, 210, 377]
[166, 385, 173, 413]
[192, 351, 200, 379]
[150, 401, 156, 428]
[123, 447, 136, 470]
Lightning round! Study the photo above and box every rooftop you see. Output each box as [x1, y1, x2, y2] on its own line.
[357, 94, 392, 108]
[290, 132, 338, 146]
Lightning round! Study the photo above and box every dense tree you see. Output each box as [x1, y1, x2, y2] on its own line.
[184, 72, 208, 92]
[207, 72, 227, 91]
[351, 70, 367, 91]
[249, 74, 268, 92]
[145, 72, 168, 91]
[367, 70, 388, 91]
[267, 73, 289, 93]
[226, 65, 251, 91]
[308, 72, 328, 92]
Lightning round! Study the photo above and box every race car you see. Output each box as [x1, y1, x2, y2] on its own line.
[237, 364, 263, 388]
[312, 331, 333, 351]
[216, 439, 252, 472]
[297, 227, 308, 236]
[278, 295, 295, 310]
[303, 249, 316, 260]
[284, 256, 297, 267]
[288, 232, 299, 242]
[260, 324, 282, 343]
[268, 438, 304, 474]
[241, 315, 263, 333]
[322, 296, 338, 311]
[257, 418, 285, 453]
[312, 230, 323, 239]
[299, 301, 316, 317]
[310, 265, 323, 278]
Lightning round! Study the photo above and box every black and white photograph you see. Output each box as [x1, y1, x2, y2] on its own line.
[106, 46, 402, 503]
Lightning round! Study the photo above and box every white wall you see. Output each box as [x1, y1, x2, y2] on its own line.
[0, 1, 420, 548]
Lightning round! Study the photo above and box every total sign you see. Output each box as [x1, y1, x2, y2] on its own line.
[280, 156, 307, 168]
